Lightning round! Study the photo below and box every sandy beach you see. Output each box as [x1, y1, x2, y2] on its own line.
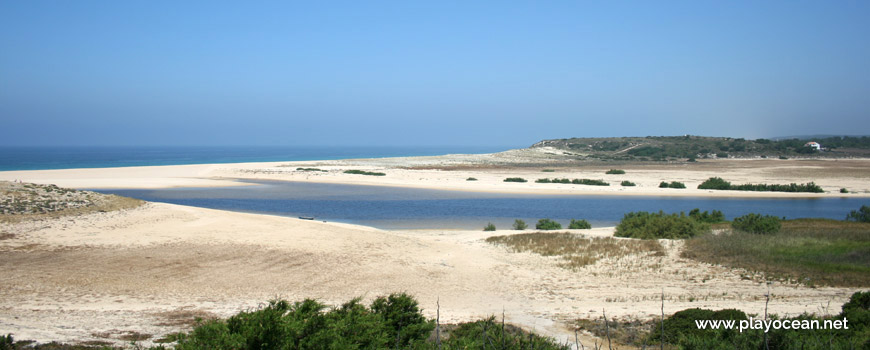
[2, 148, 869, 197]
[1, 150, 869, 346]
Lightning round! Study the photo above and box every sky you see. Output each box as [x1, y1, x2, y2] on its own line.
[1, 1, 869, 147]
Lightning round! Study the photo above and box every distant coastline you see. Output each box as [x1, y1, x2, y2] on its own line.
[0, 145, 511, 171]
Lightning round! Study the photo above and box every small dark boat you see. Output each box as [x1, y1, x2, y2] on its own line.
[298, 216, 315, 220]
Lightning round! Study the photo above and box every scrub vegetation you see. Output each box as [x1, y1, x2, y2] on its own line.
[535, 178, 609, 186]
[342, 170, 386, 176]
[697, 177, 824, 193]
[0, 181, 143, 223]
[486, 232, 664, 269]
[683, 218, 870, 287]
[614, 211, 711, 239]
[574, 291, 870, 349]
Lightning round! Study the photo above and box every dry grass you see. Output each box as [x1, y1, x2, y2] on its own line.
[486, 232, 664, 269]
[0, 181, 143, 223]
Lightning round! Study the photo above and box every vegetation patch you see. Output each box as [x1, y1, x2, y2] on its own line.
[295, 167, 327, 172]
[536, 178, 609, 186]
[465, 177, 477, 181]
[535, 218, 562, 230]
[683, 218, 870, 287]
[620, 180, 636, 187]
[697, 177, 824, 193]
[0, 181, 143, 223]
[483, 222, 496, 231]
[846, 205, 870, 223]
[731, 213, 782, 234]
[605, 169, 626, 174]
[614, 211, 711, 239]
[574, 291, 870, 349]
[688, 208, 726, 223]
[503, 177, 528, 183]
[486, 232, 664, 269]
[512, 219, 527, 230]
[658, 181, 686, 189]
[541, 169, 556, 172]
[343, 170, 386, 176]
[568, 219, 591, 229]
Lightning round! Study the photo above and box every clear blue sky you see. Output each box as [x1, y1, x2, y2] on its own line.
[1, 1, 868, 147]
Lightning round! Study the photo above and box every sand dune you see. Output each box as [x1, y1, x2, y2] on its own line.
[0, 202, 859, 346]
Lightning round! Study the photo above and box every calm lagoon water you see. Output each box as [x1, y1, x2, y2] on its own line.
[96, 180, 869, 230]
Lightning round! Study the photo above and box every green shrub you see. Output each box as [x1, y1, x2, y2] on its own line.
[504, 177, 527, 183]
[605, 169, 626, 174]
[840, 188, 849, 193]
[536, 178, 609, 186]
[688, 208, 725, 223]
[668, 181, 686, 189]
[648, 308, 748, 344]
[483, 222, 496, 231]
[697, 177, 732, 190]
[614, 211, 710, 239]
[846, 205, 870, 223]
[779, 155, 789, 160]
[370, 293, 433, 346]
[535, 219, 562, 230]
[512, 219, 528, 230]
[466, 177, 477, 181]
[541, 169, 555, 172]
[572, 178, 608, 186]
[175, 295, 434, 350]
[620, 180, 636, 187]
[698, 177, 823, 193]
[659, 181, 686, 189]
[731, 213, 781, 234]
[343, 170, 386, 176]
[568, 219, 591, 229]
[296, 167, 327, 172]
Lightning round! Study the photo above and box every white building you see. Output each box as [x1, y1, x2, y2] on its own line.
[805, 141, 821, 150]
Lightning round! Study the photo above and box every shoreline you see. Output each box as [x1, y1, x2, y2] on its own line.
[1, 152, 868, 198]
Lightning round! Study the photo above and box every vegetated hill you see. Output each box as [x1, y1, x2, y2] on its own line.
[531, 135, 870, 161]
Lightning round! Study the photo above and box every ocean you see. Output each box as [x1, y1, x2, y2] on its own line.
[0, 146, 511, 171]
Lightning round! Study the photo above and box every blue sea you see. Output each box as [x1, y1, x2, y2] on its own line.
[0, 146, 511, 171]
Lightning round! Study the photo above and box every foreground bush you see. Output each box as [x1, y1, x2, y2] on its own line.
[168, 294, 571, 350]
[846, 205, 870, 223]
[644, 292, 870, 349]
[605, 169, 626, 174]
[483, 223, 496, 231]
[535, 218, 562, 230]
[732, 213, 782, 234]
[568, 219, 591, 229]
[620, 180, 636, 187]
[173, 294, 433, 350]
[512, 219, 527, 230]
[504, 177, 527, 183]
[614, 211, 710, 239]
[688, 208, 726, 223]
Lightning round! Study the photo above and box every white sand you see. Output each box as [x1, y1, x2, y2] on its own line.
[0, 203, 860, 346]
